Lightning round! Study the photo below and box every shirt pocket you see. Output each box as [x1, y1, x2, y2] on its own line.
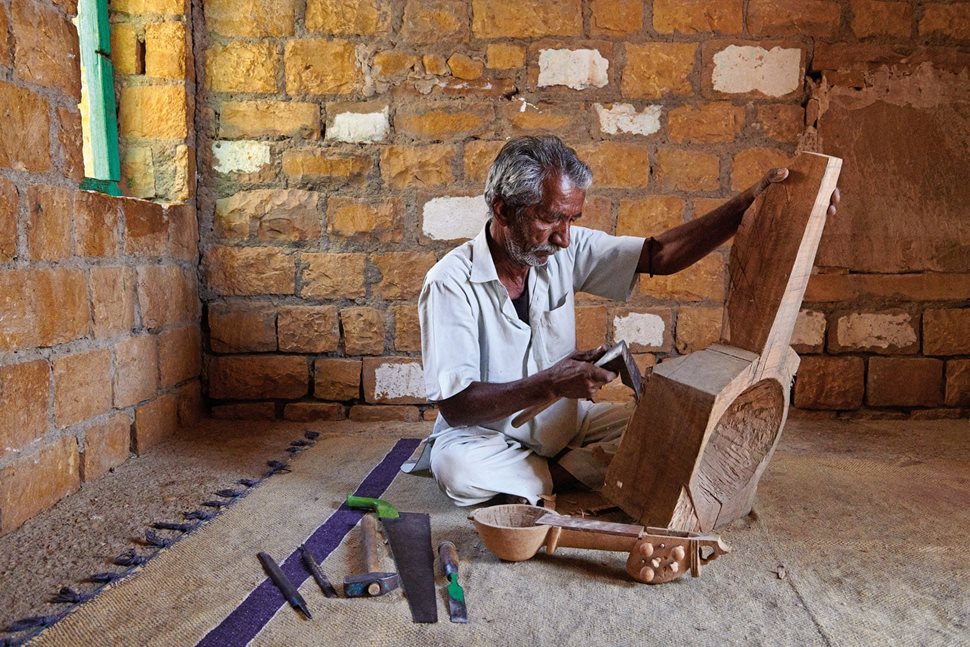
[538, 296, 576, 368]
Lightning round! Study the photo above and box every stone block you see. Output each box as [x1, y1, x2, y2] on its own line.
[11, 0, 80, 98]
[281, 149, 372, 184]
[830, 311, 918, 354]
[75, 191, 120, 257]
[211, 402, 276, 420]
[422, 54, 449, 75]
[278, 305, 339, 353]
[327, 197, 403, 243]
[655, 148, 721, 192]
[208, 303, 277, 353]
[284, 39, 359, 94]
[137, 265, 199, 329]
[372, 50, 419, 81]
[208, 355, 309, 399]
[580, 196, 613, 234]
[675, 306, 723, 354]
[53, 350, 112, 428]
[158, 325, 202, 387]
[176, 380, 203, 427]
[640, 253, 726, 302]
[204, 246, 296, 296]
[754, 104, 804, 142]
[57, 106, 84, 183]
[611, 308, 673, 352]
[471, 0, 582, 38]
[314, 358, 362, 400]
[206, 41, 277, 93]
[125, 198, 169, 256]
[220, 101, 320, 139]
[381, 145, 455, 188]
[81, 413, 132, 481]
[501, 102, 581, 134]
[373, 252, 437, 300]
[653, 0, 742, 34]
[393, 305, 421, 352]
[134, 393, 178, 453]
[395, 108, 492, 140]
[594, 103, 662, 136]
[27, 185, 73, 261]
[705, 42, 803, 98]
[575, 142, 649, 188]
[121, 146, 157, 199]
[576, 305, 608, 351]
[0, 81, 51, 172]
[748, 0, 841, 37]
[850, 0, 912, 38]
[793, 356, 865, 410]
[305, 0, 384, 35]
[590, 0, 643, 35]
[145, 21, 185, 79]
[0, 269, 35, 350]
[945, 360, 970, 407]
[34, 268, 91, 346]
[326, 106, 389, 143]
[791, 310, 826, 353]
[537, 49, 609, 90]
[284, 402, 345, 421]
[215, 189, 323, 242]
[119, 85, 188, 138]
[731, 147, 791, 191]
[212, 140, 271, 175]
[867, 357, 944, 408]
[486, 43, 525, 69]
[167, 204, 199, 261]
[616, 196, 683, 237]
[0, 4, 10, 67]
[448, 53, 484, 80]
[668, 103, 745, 143]
[110, 22, 140, 75]
[462, 141, 504, 186]
[924, 309, 970, 356]
[0, 436, 79, 535]
[341, 307, 385, 355]
[301, 252, 366, 299]
[0, 179, 17, 261]
[110, 0, 184, 14]
[622, 43, 696, 99]
[363, 357, 426, 404]
[422, 195, 490, 241]
[402, 0, 468, 44]
[920, 4, 970, 39]
[0, 360, 49, 458]
[90, 266, 136, 339]
[114, 335, 159, 408]
[349, 405, 420, 422]
[204, 0, 295, 37]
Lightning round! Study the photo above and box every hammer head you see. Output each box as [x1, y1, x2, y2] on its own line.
[596, 340, 643, 401]
[343, 572, 400, 597]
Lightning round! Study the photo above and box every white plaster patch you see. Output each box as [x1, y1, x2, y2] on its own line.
[836, 313, 917, 349]
[613, 312, 665, 348]
[712, 45, 802, 96]
[594, 103, 662, 136]
[792, 310, 826, 347]
[422, 195, 490, 241]
[374, 362, 426, 400]
[538, 49, 609, 90]
[326, 108, 390, 143]
[212, 140, 271, 174]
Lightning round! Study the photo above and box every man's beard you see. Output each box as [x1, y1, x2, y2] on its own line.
[504, 220, 560, 267]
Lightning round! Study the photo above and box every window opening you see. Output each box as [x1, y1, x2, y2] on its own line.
[77, 0, 121, 196]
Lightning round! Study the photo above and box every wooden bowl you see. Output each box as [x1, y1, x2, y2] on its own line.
[468, 504, 550, 561]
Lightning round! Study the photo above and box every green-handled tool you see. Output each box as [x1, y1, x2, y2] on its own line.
[438, 541, 468, 623]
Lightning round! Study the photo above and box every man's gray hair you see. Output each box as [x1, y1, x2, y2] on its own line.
[484, 136, 592, 216]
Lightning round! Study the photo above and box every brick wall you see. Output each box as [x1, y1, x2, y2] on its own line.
[0, 0, 201, 535]
[197, 0, 969, 421]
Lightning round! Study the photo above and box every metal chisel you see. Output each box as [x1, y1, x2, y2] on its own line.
[257, 551, 312, 619]
[438, 541, 468, 623]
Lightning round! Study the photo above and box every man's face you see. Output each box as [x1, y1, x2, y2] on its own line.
[504, 174, 585, 267]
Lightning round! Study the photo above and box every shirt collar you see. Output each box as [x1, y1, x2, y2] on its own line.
[470, 220, 499, 283]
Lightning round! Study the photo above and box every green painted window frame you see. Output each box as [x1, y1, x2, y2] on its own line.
[78, 0, 121, 197]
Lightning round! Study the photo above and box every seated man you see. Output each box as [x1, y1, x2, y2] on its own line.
[410, 135, 837, 507]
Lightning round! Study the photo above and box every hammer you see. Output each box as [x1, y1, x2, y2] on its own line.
[343, 513, 400, 597]
[511, 340, 643, 428]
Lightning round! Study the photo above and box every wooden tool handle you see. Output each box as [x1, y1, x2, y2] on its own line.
[438, 541, 460, 578]
[361, 513, 382, 573]
[511, 397, 559, 428]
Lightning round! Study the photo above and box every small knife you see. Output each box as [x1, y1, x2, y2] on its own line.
[438, 541, 468, 624]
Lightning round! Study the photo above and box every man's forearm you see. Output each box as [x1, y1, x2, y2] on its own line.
[436, 376, 556, 428]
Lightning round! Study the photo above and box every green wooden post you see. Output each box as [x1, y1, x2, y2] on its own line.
[79, 0, 121, 196]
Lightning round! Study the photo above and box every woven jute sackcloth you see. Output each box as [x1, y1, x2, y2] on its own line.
[31, 420, 970, 646]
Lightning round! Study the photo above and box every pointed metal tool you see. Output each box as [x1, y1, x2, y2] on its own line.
[299, 544, 338, 598]
[438, 541, 468, 623]
[257, 552, 312, 619]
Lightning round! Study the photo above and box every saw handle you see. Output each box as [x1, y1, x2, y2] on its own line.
[346, 494, 399, 518]
[438, 541, 460, 578]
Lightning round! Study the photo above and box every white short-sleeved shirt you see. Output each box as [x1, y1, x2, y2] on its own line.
[417, 221, 644, 459]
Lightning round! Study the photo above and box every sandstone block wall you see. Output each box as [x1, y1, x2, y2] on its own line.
[197, 0, 969, 422]
[0, 0, 201, 535]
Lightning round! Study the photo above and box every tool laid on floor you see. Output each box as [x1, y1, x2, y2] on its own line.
[347, 495, 438, 623]
[257, 551, 312, 619]
[343, 513, 400, 597]
[300, 544, 338, 598]
[438, 541, 468, 623]
[511, 340, 644, 428]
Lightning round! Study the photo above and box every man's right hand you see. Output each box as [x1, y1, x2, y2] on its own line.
[545, 347, 617, 400]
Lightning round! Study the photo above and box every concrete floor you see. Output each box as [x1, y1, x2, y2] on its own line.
[0, 417, 967, 645]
